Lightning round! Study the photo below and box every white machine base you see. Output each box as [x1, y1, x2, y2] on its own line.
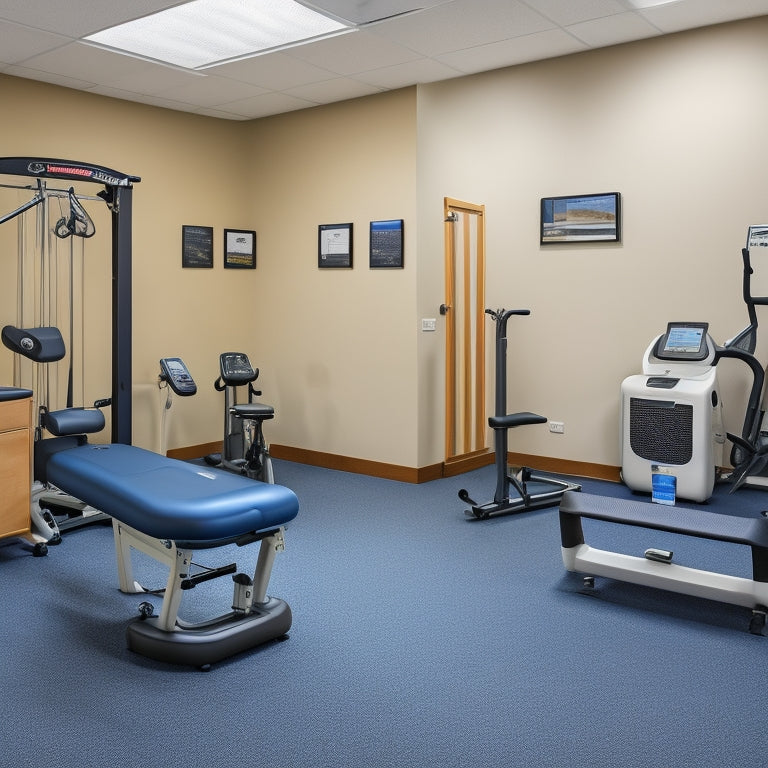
[559, 491, 768, 634]
[563, 543, 768, 610]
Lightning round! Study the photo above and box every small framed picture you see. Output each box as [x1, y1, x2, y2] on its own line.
[182, 225, 214, 268]
[540, 192, 621, 244]
[318, 223, 352, 268]
[370, 219, 404, 268]
[224, 229, 256, 269]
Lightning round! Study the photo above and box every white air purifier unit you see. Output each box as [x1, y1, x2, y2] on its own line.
[620, 322, 724, 503]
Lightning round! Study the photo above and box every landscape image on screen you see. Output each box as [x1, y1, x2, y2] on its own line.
[541, 194, 618, 242]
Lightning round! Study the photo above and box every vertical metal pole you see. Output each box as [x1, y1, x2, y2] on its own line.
[493, 315, 508, 503]
[112, 185, 133, 444]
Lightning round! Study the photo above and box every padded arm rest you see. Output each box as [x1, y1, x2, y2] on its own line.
[43, 407, 105, 436]
[45, 444, 298, 544]
[0, 386, 33, 402]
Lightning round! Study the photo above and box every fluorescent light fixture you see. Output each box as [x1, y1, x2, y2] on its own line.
[625, 0, 682, 8]
[85, 0, 352, 69]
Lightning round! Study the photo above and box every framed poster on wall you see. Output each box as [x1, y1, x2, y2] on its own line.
[224, 229, 256, 269]
[369, 219, 404, 268]
[318, 223, 353, 268]
[540, 192, 621, 244]
[182, 225, 214, 268]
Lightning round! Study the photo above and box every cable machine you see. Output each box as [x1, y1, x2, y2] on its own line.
[0, 157, 140, 444]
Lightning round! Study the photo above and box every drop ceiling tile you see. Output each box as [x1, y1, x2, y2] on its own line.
[521, 0, 627, 26]
[86, 84, 193, 110]
[567, 11, 661, 47]
[355, 57, 464, 88]
[208, 51, 336, 90]
[284, 76, 383, 104]
[308, 0, 450, 25]
[0, 20, 71, 65]
[19, 42, 155, 84]
[286, 29, 422, 75]
[2, 62, 96, 90]
[0, 0, 186, 37]
[194, 105, 251, 120]
[216, 91, 319, 119]
[374, 0, 555, 57]
[107, 64, 230, 97]
[153, 74, 269, 107]
[437, 27, 587, 73]
[638, 0, 768, 32]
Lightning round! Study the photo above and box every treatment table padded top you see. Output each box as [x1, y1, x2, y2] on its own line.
[45, 443, 299, 544]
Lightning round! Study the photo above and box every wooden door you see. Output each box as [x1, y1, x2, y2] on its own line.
[443, 198, 487, 469]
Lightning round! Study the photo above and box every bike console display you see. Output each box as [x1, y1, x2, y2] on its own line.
[159, 357, 197, 396]
[219, 352, 257, 385]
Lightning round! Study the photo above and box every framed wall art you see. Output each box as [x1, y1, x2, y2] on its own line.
[224, 228, 256, 269]
[182, 225, 214, 268]
[369, 219, 404, 268]
[540, 192, 621, 244]
[318, 223, 353, 268]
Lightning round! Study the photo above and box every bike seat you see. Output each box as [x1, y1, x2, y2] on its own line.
[230, 403, 275, 420]
[488, 412, 546, 430]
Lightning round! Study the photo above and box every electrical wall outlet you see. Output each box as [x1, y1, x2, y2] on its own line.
[549, 421, 565, 434]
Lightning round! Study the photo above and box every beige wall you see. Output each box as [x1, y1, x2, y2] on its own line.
[416, 17, 768, 469]
[0, 16, 766, 473]
[242, 89, 419, 465]
[0, 75, 254, 453]
[0, 77, 418, 463]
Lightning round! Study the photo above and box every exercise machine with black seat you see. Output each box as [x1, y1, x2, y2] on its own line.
[205, 352, 275, 483]
[2, 324, 111, 543]
[459, 307, 580, 520]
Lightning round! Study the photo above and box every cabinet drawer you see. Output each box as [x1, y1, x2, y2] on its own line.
[0, 397, 31, 432]
[0, 426, 31, 538]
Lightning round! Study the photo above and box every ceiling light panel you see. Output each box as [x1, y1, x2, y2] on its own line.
[85, 0, 351, 69]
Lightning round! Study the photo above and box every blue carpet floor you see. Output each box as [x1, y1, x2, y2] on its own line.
[2, 461, 768, 768]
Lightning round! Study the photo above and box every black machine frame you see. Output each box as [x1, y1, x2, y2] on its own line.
[0, 157, 140, 445]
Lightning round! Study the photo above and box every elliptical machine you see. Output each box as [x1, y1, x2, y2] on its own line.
[720, 226, 768, 490]
[205, 352, 275, 483]
[620, 226, 768, 499]
[458, 307, 581, 520]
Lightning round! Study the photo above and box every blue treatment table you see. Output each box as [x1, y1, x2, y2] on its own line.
[45, 444, 299, 667]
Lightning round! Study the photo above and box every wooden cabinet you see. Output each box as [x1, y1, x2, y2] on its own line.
[0, 395, 32, 542]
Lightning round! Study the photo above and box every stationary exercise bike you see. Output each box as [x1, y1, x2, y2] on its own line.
[458, 308, 580, 520]
[205, 352, 275, 483]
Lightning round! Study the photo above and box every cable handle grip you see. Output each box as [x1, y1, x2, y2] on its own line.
[486, 307, 531, 338]
[485, 307, 531, 319]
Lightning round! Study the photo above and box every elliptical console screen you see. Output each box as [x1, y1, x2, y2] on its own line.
[654, 321, 709, 361]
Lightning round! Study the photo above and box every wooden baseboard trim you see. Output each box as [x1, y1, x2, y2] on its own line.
[167, 442, 621, 485]
[167, 441, 222, 461]
[442, 450, 495, 477]
[270, 444, 444, 483]
[507, 452, 621, 483]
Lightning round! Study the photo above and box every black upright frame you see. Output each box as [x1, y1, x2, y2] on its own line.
[0, 157, 141, 445]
